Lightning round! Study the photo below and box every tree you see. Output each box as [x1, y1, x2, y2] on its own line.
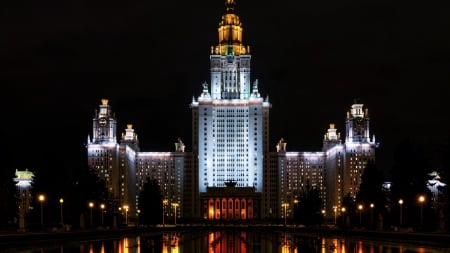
[295, 181, 323, 226]
[356, 159, 387, 228]
[342, 193, 356, 226]
[67, 166, 108, 228]
[138, 178, 163, 226]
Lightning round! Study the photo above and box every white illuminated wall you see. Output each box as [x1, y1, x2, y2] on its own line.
[194, 97, 268, 193]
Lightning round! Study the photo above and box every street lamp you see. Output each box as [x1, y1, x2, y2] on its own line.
[398, 199, 403, 226]
[293, 199, 299, 223]
[333, 206, 337, 225]
[321, 209, 326, 224]
[89, 202, 94, 226]
[100, 204, 105, 226]
[418, 195, 425, 225]
[163, 199, 168, 227]
[282, 203, 289, 226]
[118, 206, 122, 225]
[358, 204, 363, 226]
[370, 203, 374, 226]
[123, 205, 129, 226]
[38, 194, 45, 226]
[341, 207, 346, 225]
[137, 209, 140, 228]
[59, 198, 64, 225]
[172, 203, 179, 225]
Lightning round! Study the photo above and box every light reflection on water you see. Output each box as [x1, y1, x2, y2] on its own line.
[2, 230, 449, 253]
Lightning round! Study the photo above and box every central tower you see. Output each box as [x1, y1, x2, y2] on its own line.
[210, 0, 251, 100]
[191, 0, 270, 217]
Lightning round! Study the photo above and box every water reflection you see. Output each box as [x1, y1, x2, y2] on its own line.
[2, 230, 448, 253]
[317, 237, 444, 253]
[80, 236, 142, 253]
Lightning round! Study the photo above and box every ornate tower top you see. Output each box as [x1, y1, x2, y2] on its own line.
[344, 100, 376, 144]
[90, 98, 117, 144]
[324, 123, 341, 142]
[211, 0, 250, 56]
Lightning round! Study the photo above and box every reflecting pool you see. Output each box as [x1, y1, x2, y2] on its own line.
[1, 229, 449, 253]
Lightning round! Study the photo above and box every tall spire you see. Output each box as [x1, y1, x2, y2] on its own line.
[208, 0, 253, 100]
[211, 0, 249, 56]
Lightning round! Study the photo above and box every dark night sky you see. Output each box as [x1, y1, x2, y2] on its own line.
[1, 0, 450, 179]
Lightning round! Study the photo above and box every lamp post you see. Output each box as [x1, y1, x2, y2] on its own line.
[163, 199, 168, 227]
[418, 195, 425, 225]
[293, 199, 299, 223]
[118, 207, 122, 225]
[398, 199, 403, 226]
[100, 204, 105, 226]
[123, 205, 129, 226]
[341, 207, 346, 225]
[282, 203, 289, 226]
[89, 202, 94, 226]
[59, 198, 64, 225]
[358, 204, 363, 226]
[172, 203, 179, 225]
[137, 209, 140, 228]
[370, 203, 374, 227]
[38, 194, 45, 226]
[333, 206, 337, 225]
[321, 209, 326, 225]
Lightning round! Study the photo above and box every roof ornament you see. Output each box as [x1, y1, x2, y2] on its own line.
[225, 0, 236, 13]
[251, 79, 260, 97]
[200, 81, 211, 98]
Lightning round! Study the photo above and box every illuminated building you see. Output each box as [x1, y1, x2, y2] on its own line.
[272, 143, 327, 220]
[14, 169, 34, 230]
[190, 0, 270, 219]
[87, 99, 187, 221]
[427, 171, 446, 202]
[200, 182, 260, 220]
[272, 104, 377, 219]
[323, 102, 377, 217]
[86, 0, 377, 221]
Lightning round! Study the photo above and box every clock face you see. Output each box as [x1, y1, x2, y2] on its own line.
[99, 118, 107, 126]
[212, 60, 220, 68]
[241, 59, 249, 68]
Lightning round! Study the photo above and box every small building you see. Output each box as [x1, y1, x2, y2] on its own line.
[200, 181, 261, 220]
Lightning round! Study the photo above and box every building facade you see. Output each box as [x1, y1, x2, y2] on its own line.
[86, 100, 188, 221]
[190, 0, 270, 220]
[86, 0, 377, 222]
[14, 169, 34, 231]
[272, 102, 377, 220]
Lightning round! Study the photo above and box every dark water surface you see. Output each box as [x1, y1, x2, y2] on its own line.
[1, 229, 449, 253]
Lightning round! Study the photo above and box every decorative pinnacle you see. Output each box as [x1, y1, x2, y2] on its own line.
[225, 0, 235, 13]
